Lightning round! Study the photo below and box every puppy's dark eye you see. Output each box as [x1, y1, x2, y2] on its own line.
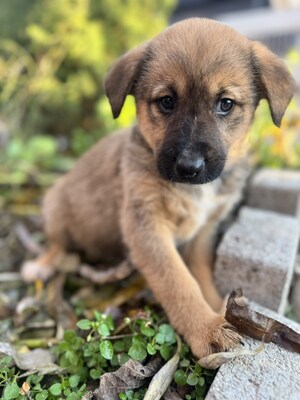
[216, 98, 234, 115]
[159, 96, 175, 113]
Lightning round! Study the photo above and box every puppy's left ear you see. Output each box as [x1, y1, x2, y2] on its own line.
[104, 42, 149, 118]
[252, 41, 295, 127]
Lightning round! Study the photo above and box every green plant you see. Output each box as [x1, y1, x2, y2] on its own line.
[56, 311, 178, 379]
[0, 309, 215, 399]
[249, 98, 300, 168]
[249, 49, 300, 168]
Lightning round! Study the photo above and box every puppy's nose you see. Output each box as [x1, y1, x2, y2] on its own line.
[176, 156, 205, 178]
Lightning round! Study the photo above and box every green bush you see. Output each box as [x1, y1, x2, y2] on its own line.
[0, 0, 175, 155]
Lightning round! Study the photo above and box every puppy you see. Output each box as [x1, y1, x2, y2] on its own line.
[21, 18, 294, 358]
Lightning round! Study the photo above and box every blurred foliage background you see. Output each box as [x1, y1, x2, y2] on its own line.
[249, 49, 300, 169]
[0, 0, 174, 188]
[0, 0, 299, 196]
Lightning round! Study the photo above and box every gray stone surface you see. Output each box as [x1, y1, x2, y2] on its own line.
[247, 168, 300, 217]
[205, 308, 300, 400]
[214, 207, 300, 314]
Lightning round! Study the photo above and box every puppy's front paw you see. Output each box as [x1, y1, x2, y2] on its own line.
[188, 315, 241, 359]
[21, 260, 55, 283]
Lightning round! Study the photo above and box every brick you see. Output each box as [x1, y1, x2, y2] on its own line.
[206, 305, 300, 400]
[247, 168, 300, 217]
[214, 207, 300, 314]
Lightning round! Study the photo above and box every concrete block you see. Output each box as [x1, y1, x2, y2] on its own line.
[247, 168, 300, 217]
[214, 207, 300, 314]
[206, 306, 300, 400]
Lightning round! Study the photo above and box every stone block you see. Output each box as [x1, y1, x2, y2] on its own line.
[206, 306, 300, 400]
[247, 168, 300, 217]
[214, 207, 299, 314]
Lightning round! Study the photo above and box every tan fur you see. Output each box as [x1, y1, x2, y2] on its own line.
[21, 18, 295, 358]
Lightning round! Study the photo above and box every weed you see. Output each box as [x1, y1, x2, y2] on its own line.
[0, 309, 215, 399]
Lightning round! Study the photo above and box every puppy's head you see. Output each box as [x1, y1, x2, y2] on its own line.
[105, 18, 295, 184]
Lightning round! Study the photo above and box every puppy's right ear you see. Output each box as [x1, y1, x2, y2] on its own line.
[104, 43, 148, 118]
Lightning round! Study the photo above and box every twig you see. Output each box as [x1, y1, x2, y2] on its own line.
[15, 223, 44, 255]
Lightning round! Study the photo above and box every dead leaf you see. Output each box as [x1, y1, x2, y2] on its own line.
[0, 292, 10, 319]
[13, 348, 55, 370]
[18, 364, 65, 378]
[198, 343, 264, 369]
[0, 272, 22, 282]
[15, 296, 40, 318]
[0, 341, 14, 356]
[9, 204, 40, 216]
[144, 335, 181, 400]
[163, 389, 183, 400]
[20, 381, 30, 395]
[84, 275, 146, 312]
[46, 274, 77, 333]
[93, 356, 163, 400]
[81, 392, 93, 400]
[225, 289, 300, 353]
[0, 341, 63, 375]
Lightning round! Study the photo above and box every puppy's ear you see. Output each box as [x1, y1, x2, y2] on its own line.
[252, 41, 295, 127]
[104, 43, 148, 118]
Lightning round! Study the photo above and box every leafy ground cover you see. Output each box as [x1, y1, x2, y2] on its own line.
[0, 214, 215, 399]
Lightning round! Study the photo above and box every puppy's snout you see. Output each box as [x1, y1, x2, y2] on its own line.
[176, 155, 205, 178]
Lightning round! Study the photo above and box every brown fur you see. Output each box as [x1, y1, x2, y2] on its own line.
[21, 18, 295, 358]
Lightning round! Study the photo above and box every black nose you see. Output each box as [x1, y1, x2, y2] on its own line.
[176, 156, 205, 178]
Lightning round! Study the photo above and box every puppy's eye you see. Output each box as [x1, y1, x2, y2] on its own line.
[159, 96, 175, 113]
[216, 98, 234, 115]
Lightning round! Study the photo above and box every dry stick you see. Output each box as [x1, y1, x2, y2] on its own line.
[79, 260, 133, 284]
[15, 223, 44, 255]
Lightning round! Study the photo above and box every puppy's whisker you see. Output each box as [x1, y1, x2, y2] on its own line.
[166, 147, 175, 154]
[169, 171, 176, 183]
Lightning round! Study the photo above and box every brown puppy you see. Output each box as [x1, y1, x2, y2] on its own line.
[21, 18, 294, 358]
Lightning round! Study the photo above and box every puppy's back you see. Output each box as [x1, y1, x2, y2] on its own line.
[43, 128, 131, 262]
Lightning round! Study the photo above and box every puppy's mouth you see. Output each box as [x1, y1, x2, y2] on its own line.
[157, 149, 226, 185]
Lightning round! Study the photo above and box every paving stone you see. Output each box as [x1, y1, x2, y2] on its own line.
[247, 168, 300, 217]
[205, 306, 300, 400]
[214, 207, 300, 314]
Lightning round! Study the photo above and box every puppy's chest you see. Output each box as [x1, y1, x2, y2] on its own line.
[166, 185, 220, 245]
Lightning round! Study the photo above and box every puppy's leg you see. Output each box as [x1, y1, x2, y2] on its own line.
[21, 243, 62, 282]
[123, 213, 240, 358]
[182, 222, 223, 313]
[21, 178, 70, 283]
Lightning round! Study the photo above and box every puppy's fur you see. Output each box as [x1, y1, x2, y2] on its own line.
[22, 18, 294, 358]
